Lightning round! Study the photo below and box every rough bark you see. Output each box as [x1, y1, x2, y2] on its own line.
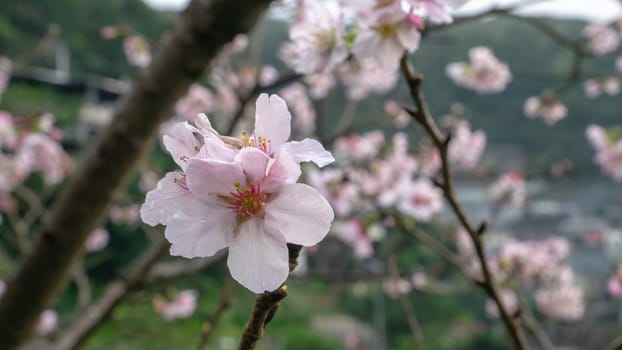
[0, 0, 273, 347]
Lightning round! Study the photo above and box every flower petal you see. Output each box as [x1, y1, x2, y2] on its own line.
[140, 171, 192, 226]
[265, 183, 334, 246]
[227, 218, 289, 293]
[165, 198, 235, 258]
[235, 147, 270, 183]
[254, 94, 292, 150]
[186, 158, 245, 198]
[263, 151, 301, 193]
[163, 122, 201, 170]
[280, 139, 335, 167]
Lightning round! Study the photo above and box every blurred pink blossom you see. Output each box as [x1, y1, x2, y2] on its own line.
[282, 0, 348, 74]
[583, 23, 619, 56]
[524, 94, 567, 125]
[36, 310, 58, 335]
[175, 84, 213, 121]
[446, 47, 511, 94]
[123, 35, 151, 68]
[339, 58, 398, 100]
[489, 171, 526, 208]
[352, 7, 422, 70]
[85, 227, 109, 252]
[396, 179, 443, 222]
[154, 289, 198, 320]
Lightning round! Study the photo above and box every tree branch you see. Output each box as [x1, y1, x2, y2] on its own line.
[400, 55, 531, 350]
[237, 244, 302, 350]
[0, 0, 275, 347]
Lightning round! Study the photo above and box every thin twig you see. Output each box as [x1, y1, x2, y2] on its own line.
[400, 54, 530, 350]
[387, 253, 427, 350]
[196, 275, 233, 350]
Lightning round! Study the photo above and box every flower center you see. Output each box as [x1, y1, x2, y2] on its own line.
[411, 194, 431, 206]
[219, 181, 268, 217]
[375, 23, 397, 39]
[240, 131, 272, 155]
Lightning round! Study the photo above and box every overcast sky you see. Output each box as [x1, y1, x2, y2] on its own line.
[143, 0, 621, 22]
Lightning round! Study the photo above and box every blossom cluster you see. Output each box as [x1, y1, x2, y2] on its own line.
[141, 94, 335, 293]
[0, 111, 73, 221]
[277, 0, 471, 102]
[457, 231, 585, 321]
[153, 289, 198, 320]
[523, 91, 567, 125]
[586, 124, 622, 181]
[446, 46, 512, 94]
[309, 115, 485, 258]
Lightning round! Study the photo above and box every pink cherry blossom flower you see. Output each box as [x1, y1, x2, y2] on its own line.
[283, 0, 348, 74]
[169, 148, 334, 293]
[304, 73, 336, 99]
[154, 289, 198, 320]
[585, 124, 622, 181]
[175, 84, 213, 121]
[446, 46, 511, 94]
[384, 100, 410, 128]
[523, 93, 567, 125]
[85, 227, 109, 252]
[337, 219, 374, 259]
[334, 131, 385, 162]
[444, 117, 486, 170]
[143, 94, 335, 293]
[396, 179, 443, 222]
[338, 58, 399, 100]
[353, 9, 422, 71]
[308, 168, 358, 218]
[583, 23, 619, 56]
[123, 35, 151, 68]
[489, 172, 526, 208]
[608, 277, 622, 298]
[16, 133, 73, 185]
[36, 310, 58, 335]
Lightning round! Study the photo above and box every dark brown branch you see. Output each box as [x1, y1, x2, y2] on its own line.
[0, 0, 274, 347]
[237, 244, 302, 350]
[196, 275, 233, 350]
[400, 55, 530, 350]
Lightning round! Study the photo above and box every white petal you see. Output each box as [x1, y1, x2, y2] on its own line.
[163, 122, 201, 170]
[227, 218, 289, 293]
[165, 198, 235, 258]
[280, 139, 335, 167]
[140, 172, 193, 226]
[235, 147, 270, 183]
[186, 158, 245, 198]
[254, 94, 292, 150]
[263, 151, 301, 193]
[265, 183, 334, 246]
[397, 24, 421, 52]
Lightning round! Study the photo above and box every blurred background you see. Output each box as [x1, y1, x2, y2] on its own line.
[1, 0, 622, 349]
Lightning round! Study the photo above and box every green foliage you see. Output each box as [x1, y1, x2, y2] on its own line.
[0, 0, 171, 77]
